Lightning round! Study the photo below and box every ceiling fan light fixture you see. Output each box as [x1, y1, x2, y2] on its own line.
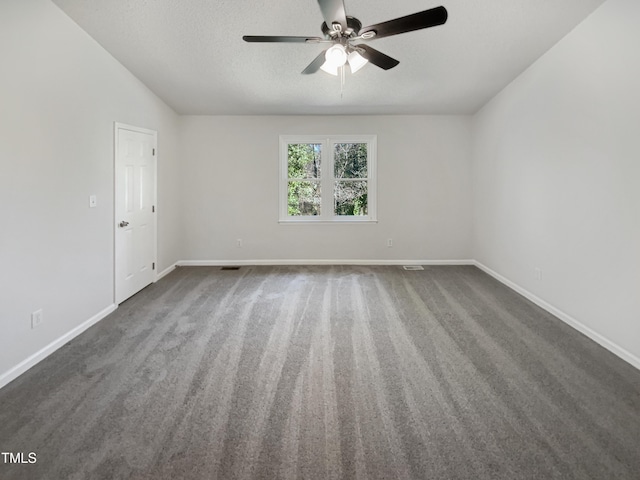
[324, 44, 348, 68]
[320, 61, 339, 76]
[347, 51, 368, 73]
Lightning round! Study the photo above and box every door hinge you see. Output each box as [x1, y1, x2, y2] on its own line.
[152, 205, 155, 213]
[152, 148, 156, 156]
[152, 262, 155, 270]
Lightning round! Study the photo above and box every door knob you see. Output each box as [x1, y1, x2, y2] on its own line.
[119, 221, 130, 228]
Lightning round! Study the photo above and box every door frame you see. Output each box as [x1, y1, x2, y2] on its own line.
[113, 122, 158, 304]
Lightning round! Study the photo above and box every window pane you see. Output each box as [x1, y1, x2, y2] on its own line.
[288, 144, 321, 179]
[334, 180, 368, 216]
[288, 181, 321, 216]
[334, 143, 367, 179]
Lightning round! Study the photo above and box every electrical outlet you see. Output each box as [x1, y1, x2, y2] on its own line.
[31, 309, 43, 329]
[89, 195, 97, 208]
[534, 268, 542, 281]
[387, 238, 393, 247]
[237, 239, 243, 248]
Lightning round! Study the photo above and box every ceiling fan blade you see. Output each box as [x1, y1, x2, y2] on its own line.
[359, 6, 448, 40]
[356, 44, 400, 70]
[243, 35, 323, 43]
[317, 0, 348, 30]
[302, 50, 328, 74]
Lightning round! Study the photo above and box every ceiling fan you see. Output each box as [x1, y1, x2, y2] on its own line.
[243, 0, 448, 76]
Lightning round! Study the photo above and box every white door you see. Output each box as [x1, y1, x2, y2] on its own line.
[115, 123, 157, 304]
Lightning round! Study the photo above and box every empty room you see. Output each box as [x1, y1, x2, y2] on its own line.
[1, 0, 639, 478]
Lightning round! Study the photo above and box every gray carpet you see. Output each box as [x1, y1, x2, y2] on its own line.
[1, 265, 639, 479]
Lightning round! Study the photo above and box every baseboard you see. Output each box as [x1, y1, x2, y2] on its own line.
[0, 304, 117, 390]
[177, 259, 476, 267]
[156, 262, 177, 281]
[473, 261, 640, 371]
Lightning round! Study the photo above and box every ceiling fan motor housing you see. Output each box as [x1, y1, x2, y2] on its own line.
[322, 16, 362, 38]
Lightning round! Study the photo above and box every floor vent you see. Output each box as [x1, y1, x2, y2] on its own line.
[402, 265, 424, 271]
[220, 266, 241, 271]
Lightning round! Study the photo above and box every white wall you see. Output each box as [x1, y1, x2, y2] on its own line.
[180, 115, 472, 263]
[0, 0, 181, 383]
[472, 0, 640, 364]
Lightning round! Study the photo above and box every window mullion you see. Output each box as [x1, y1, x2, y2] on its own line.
[322, 139, 333, 220]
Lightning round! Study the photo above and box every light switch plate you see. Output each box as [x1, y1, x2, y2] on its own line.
[89, 195, 97, 208]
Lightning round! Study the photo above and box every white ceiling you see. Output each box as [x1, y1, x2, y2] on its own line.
[51, 0, 606, 115]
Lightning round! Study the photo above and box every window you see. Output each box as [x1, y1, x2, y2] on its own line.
[279, 135, 377, 222]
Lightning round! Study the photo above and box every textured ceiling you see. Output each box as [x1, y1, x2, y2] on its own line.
[50, 0, 606, 115]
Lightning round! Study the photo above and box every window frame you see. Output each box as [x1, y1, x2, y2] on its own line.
[279, 135, 377, 223]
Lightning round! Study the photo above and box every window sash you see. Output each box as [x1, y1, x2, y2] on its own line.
[280, 135, 377, 223]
